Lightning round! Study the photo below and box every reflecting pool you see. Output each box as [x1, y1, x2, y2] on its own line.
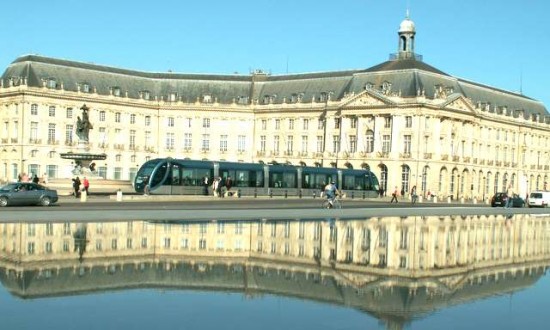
[1, 213, 550, 329]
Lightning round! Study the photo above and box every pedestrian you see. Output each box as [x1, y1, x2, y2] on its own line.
[202, 175, 210, 196]
[390, 186, 398, 203]
[505, 184, 514, 208]
[32, 174, 39, 184]
[72, 176, 81, 198]
[411, 185, 417, 204]
[82, 177, 90, 195]
[212, 177, 219, 197]
[225, 176, 233, 194]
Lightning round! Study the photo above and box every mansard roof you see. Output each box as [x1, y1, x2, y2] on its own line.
[1, 54, 547, 117]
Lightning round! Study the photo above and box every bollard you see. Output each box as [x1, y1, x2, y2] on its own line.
[116, 189, 123, 202]
[269, 189, 273, 198]
[80, 190, 87, 202]
[254, 189, 257, 198]
[237, 189, 241, 198]
[351, 191, 354, 199]
[284, 190, 288, 198]
[447, 196, 451, 204]
[460, 197, 465, 204]
[299, 189, 302, 198]
[312, 191, 316, 199]
[473, 198, 477, 204]
[362, 192, 365, 199]
[433, 196, 438, 203]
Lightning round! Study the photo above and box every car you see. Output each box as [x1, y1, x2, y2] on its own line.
[0, 182, 58, 207]
[528, 191, 550, 208]
[490, 192, 525, 208]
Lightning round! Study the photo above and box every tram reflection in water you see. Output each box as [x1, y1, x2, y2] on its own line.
[134, 158, 380, 197]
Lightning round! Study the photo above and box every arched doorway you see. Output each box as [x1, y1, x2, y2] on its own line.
[439, 167, 448, 196]
[421, 165, 429, 196]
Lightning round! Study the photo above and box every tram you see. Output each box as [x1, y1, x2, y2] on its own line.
[134, 158, 380, 197]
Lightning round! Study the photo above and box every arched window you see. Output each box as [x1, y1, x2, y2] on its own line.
[365, 130, 374, 153]
[439, 167, 448, 194]
[503, 173, 509, 191]
[344, 162, 353, 169]
[486, 172, 492, 196]
[422, 166, 429, 195]
[361, 163, 370, 170]
[494, 172, 500, 193]
[401, 165, 410, 195]
[379, 164, 388, 194]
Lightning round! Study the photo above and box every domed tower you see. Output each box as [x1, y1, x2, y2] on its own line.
[397, 11, 416, 59]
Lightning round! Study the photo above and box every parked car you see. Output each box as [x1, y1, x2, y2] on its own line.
[0, 182, 58, 207]
[528, 191, 550, 208]
[491, 192, 525, 208]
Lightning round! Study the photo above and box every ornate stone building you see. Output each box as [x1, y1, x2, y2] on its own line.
[1, 16, 549, 199]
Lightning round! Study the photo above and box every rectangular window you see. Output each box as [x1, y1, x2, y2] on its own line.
[30, 122, 38, 141]
[66, 108, 73, 119]
[184, 133, 192, 149]
[384, 117, 392, 128]
[100, 111, 106, 122]
[274, 119, 281, 130]
[334, 118, 340, 129]
[145, 116, 151, 126]
[261, 119, 267, 130]
[405, 116, 412, 128]
[144, 131, 151, 148]
[303, 119, 309, 130]
[318, 119, 324, 130]
[167, 117, 174, 127]
[202, 134, 210, 151]
[347, 135, 356, 153]
[332, 135, 340, 153]
[288, 119, 294, 130]
[114, 167, 122, 180]
[273, 135, 280, 152]
[129, 130, 136, 149]
[115, 112, 121, 123]
[238, 135, 246, 152]
[202, 118, 210, 128]
[350, 117, 358, 129]
[48, 106, 55, 117]
[31, 104, 38, 115]
[316, 136, 323, 153]
[286, 136, 293, 153]
[260, 135, 266, 152]
[403, 135, 411, 154]
[220, 135, 228, 152]
[165, 132, 175, 149]
[301, 136, 308, 153]
[48, 124, 56, 144]
[130, 114, 136, 124]
[65, 125, 73, 144]
[382, 135, 391, 153]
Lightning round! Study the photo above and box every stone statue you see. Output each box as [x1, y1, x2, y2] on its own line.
[76, 104, 93, 142]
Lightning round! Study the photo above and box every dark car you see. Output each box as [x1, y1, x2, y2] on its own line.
[0, 182, 58, 207]
[491, 192, 525, 208]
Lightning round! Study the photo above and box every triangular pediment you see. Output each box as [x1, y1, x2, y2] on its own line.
[341, 90, 395, 108]
[442, 94, 478, 114]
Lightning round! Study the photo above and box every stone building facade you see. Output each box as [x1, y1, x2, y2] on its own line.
[1, 16, 549, 199]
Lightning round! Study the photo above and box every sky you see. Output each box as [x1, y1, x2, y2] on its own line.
[1, 0, 549, 109]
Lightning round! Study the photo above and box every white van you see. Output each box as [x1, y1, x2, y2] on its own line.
[528, 191, 550, 208]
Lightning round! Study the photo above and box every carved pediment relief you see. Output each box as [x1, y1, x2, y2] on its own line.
[442, 95, 477, 114]
[342, 90, 394, 108]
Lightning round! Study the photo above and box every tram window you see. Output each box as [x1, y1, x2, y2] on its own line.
[343, 175, 365, 190]
[171, 166, 181, 186]
[270, 172, 297, 188]
[182, 169, 213, 186]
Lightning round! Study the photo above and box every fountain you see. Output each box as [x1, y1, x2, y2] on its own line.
[60, 104, 107, 177]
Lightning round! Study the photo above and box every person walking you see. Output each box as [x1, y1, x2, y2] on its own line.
[202, 175, 210, 196]
[390, 186, 399, 203]
[82, 177, 90, 195]
[505, 184, 514, 208]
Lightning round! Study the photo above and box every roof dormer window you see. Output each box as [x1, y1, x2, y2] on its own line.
[47, 78, 56, 89]
[82, 83, 90, 93]
[202, 94, 212, 103]
[169, 92, 177, 102]
[141, 90, 150, 100]
[112, 87, 121, 97]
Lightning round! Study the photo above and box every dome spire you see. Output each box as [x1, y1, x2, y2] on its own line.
[397, 11, 416, 60]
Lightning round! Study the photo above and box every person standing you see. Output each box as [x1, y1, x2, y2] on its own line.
[202, 175, 210, 196]
[82, 177, 90, 195]
[505, 184, 514, 208]
[390, 186, 399, 203]
[72, 177, 81, 198]
[225, 176, 233, 195]
[411, 185, 417, 204]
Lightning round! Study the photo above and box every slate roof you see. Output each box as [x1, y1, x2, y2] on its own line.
[1, 54, 547, 117]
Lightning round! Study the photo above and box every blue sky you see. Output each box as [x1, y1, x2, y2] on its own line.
[1, 0, 549, 109]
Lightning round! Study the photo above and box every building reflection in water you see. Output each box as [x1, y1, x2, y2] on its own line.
[1, 214, 550, 329]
